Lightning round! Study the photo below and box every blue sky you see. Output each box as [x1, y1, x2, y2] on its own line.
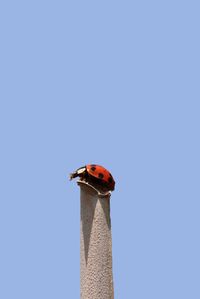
[0, 1, 200, 298]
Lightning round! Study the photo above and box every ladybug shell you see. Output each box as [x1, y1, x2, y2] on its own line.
[86, 164, 115, 191]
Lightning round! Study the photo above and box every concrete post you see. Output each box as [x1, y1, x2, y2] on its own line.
[78, 181, 114, 299]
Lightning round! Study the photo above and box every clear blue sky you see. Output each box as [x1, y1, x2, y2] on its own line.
[0, 1, 199, 298]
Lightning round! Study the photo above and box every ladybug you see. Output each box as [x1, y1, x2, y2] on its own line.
[70, 164, 115, 192]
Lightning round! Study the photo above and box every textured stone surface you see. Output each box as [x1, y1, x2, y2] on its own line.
[79, 183, 114, 299]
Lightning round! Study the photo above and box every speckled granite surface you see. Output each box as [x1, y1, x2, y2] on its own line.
[80, 183, 114, 299]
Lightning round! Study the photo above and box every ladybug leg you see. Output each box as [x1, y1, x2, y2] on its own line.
[79, 175, 85, 181]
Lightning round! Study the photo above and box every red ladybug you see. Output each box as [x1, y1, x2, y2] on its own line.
[70, 164, 115, 192]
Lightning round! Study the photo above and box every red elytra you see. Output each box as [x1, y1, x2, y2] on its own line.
[70, 164, 115, 191]
[86, 164, 115, 191]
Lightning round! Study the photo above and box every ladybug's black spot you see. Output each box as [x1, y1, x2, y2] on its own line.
[91, 166, 96, 171]
[98, 173, 104, 179]
[108, 177, 113, 183]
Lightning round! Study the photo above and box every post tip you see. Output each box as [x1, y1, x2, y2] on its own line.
[77, 180, 111, 198]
